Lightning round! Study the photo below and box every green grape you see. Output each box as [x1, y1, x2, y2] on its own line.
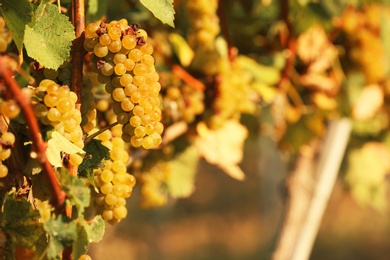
[78, 254, 92, 260]
[108, 24, 122, 40]
[101, 62, 114, 76]
[47, 108, 61, 122]
[94, 43, 109, 57]
[140, 43, 154, 55]
[141, 55, 155, 67]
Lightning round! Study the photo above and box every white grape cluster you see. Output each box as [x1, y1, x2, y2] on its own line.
[32, 79, 84, 166]
[0, 132, 15, 178]
[93, 129, 136, 223]
[84, 19, 163, 149]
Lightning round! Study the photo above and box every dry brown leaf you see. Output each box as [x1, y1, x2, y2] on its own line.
[195, 120, 248, 180]
[296, 25, 329, 64]
[352, 84, 384, 120]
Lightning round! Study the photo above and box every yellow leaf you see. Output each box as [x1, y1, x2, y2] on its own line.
[352, 84, 384, 120]
[169, 33, 194, 67]
[195, 120, 248, 180]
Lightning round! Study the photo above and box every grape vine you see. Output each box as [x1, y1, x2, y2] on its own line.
[0, 0, 390, 259]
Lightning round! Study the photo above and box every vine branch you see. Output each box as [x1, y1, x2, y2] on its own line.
[0, 58, 66, 208]
[172, 64, 205, 91]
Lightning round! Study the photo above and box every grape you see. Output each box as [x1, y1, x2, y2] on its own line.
[78, 255, 92, 260]
[123, 59, 135, 71]
[122, 35, 137, 49]
[114, 63, 126, 76]
[113, 53, 127, 64]
[99, 34, 111, 46]
[94, 43, 109, 57]
[128, 49, 142, 62]
[133, 75, 146, 86]
[113, 206, 127, 219]
[121, 98, 134, 112]
[119, 73, 133, 86]
[0, 163, 8, 178]
[112, 88, 126, 102]
[69, 153, 83, 166]
[1, 100, 20, 119]
[108, 39, 122, 53]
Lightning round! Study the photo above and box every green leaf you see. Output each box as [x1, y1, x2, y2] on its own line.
[166, 145, 199, 198]
[0, 0, 33, 51]
[31, 172, 52, 201]
[44, 215, 77, 259]
[140, 0, 175, 27]
[46, 131, 86, 167]
[24, 4, 75, 69]
[84, 216, 105, 243]
[236, 55, 280, 86]
[78, 139, 110, 173]
[72, 224, 89, 260]
[59, 172, 90, 216]
[169, 33, 194, 67]
[1, 195, 46, 253]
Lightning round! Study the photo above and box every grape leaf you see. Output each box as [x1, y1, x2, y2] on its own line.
[140, 0, 175, 27]
[236, 55, 280, 85]
[78, 139, 110, 173]
[59, 172, 90, 216]
[24, 4, 75, 69]
[46, 131, 86, 168]
[345, 142, 390, 211]
[44, 215, 77, 259]
[195, 120, 248, 180]
[72, 224, 88, 260]
[169, 33, 194, 67]
[1, 195, 46, 254]
[166, 145, 199, 198]
[83, 216, 105, 243]
[0, 0, 33, 51]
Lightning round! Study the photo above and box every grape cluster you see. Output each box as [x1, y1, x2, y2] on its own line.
[84, 20, 163, 149]
[0, 16, 12, 53]
[184, 0, 220, 49]
[32, 79, 84, 166]
[93, 130, 136, 223]
[159, 72, 204, 124]
[209, 59, 256, 129]
[0, 132, 15, 178]
[139, 160, 170, 208]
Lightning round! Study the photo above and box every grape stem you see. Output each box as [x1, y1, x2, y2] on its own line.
[0, 57, 66, 208]
[172, 64, 205, 91]
[84, 122, 120, 144]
